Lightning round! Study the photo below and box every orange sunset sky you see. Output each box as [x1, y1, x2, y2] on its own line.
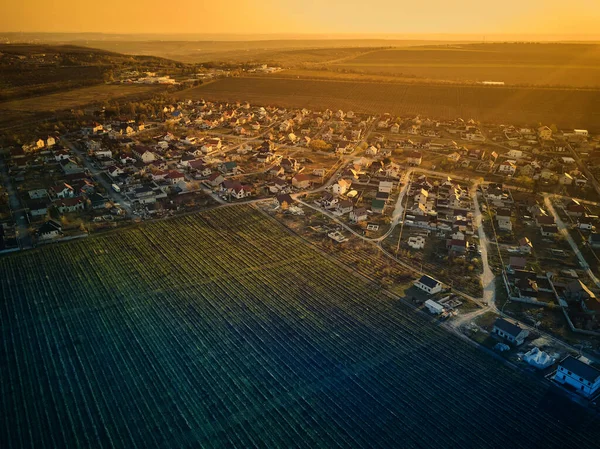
[1, 0, 600, 37]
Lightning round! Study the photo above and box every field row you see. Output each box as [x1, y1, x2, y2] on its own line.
[1, 205, 600, 448]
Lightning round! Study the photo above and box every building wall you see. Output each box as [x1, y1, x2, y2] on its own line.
[555, 366, 600, 397]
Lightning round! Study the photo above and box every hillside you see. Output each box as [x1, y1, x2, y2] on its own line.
[0, 44, 183, 101]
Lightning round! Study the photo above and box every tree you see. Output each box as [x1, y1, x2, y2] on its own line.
[309, 139, 332, 152]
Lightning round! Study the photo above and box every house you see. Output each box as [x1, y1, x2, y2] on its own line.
[54, 197, 85, 213]
[378, 181, 394, 194]
[60, 158, 83, 174]
[165, 171, 186, 185]
[337, 200, 353, 214]
[557, 172, 574, 186]
[540, 224, 559, 237]
[588, 233, 600, 249]
[519, 237, 533, 254]
[554, 356, 600, 397]
[447, 152, 461, 163]
[497, 161, 517, 176]
[566, 199, 586, 217]
[27, 199, 49, 217]
[447, 239, 467, 255]
[563, 280, 596, 303]
[89, 193, 109, 210]
[365, 146, 378, 156]
[28, 189, 48, 200]
[207, 172, 225, 187]
[319, 193, 339, 210]
[577, 217, 595, 231]
[132, 146, 156, 163]
[508, 256, 527, 271]
[371, 199, 386, 214]
[37, 220, 62, 240]
[414, 189, 429, 205]
[424, 299, 444, 315]
[537, 126, 553, 140]
[276, 193, 294, 210]
[50, 183, 74, 199]
[280, 157, 299, 173]
[507, 149, 523, 159]
[220, 161, 238, 175]
[414, 275, 442, 294]
[492, 318, 529, 346]
[405, 151, 422, 166]
[407, 236, 425, 250]
[292, 174, 312, 189]
[497, 216, 512, 232]
[350, 207, 368, 223]
[332, 179, 352, 195]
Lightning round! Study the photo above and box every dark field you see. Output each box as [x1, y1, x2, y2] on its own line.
[2, 205, 600, 448]
[0, 84, 163, 112]
[331, 44, 600, 87]
[179, 77, 600, 130]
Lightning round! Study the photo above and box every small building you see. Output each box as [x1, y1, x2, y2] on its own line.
[37, 220, 63, 240]
[350, 207, 368, 223]
[424, 300, 444, 315]
[589, 233, 600, 249]
[492, 318, 529, 346]
[554, 356, 600, 397]
[378, 181, 394, 194]
[371, 199, 386, 214]
[414, 275, 442, 295]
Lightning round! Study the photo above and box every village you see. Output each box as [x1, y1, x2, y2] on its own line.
[2, 98, 600, 404]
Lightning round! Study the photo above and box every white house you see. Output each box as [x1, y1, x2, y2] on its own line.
[492, 318, 529, 346]
[332, 179, 352, 196]
[414, 275, 442, 294]
[554, 356, 600, 397]
[350, 207, 368, 223]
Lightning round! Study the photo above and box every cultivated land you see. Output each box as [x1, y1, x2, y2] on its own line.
[0, 84, 163, 112]
[328, 44, 600, 87]
[2, 205, 600, 448]
[178, 77, 600, 131]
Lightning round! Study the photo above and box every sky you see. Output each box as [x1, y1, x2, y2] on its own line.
[2, 0, 600, 38]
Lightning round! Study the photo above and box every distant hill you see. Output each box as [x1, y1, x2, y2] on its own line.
[0, 44, 182, 101]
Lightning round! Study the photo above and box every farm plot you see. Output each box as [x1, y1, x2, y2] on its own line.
[178, 77, 600, 131]
[330, 45, 600, 87]
[2, 205, 600, 448]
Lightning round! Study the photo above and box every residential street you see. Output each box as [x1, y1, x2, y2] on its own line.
[544, 194, 600, 287]
[0, 156, 32, 249]
[61, 136, 133, 216]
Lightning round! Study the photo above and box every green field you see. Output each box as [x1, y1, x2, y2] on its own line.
[330, 44, 600, 87]
[178, 77, 600, 130]
[2, 205, 600, 448]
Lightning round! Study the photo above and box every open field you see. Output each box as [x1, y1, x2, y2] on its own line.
[2, 205, 600, 448]
[178, 77, 600, 130]
[0, 84, 164, 113]
[329, 44, 600, 87]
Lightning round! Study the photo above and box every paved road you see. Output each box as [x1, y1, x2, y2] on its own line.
[61, 136, 133, 216]
[0, 156, 32, 249]
[544, 194, 600, 287]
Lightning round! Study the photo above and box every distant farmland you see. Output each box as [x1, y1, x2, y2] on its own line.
[179, 77, 600, 130]
[2, 205, 600, 448]
[330, 44, 600, 87]
[0, 84, 163, 113]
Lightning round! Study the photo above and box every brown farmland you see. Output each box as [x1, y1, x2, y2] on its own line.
[178, 77, 600, 130]
[331, 44, 600, 87]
